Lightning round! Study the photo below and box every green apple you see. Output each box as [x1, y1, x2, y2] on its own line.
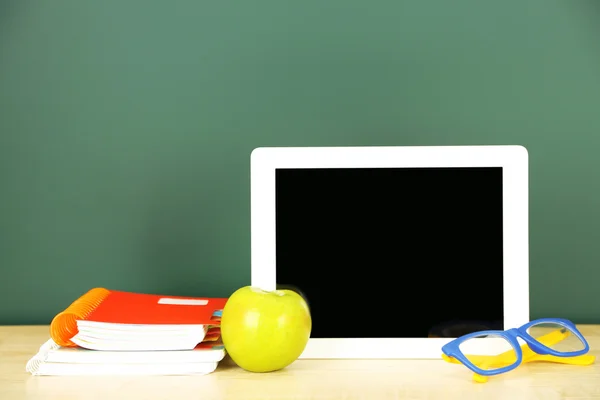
[220, 286, 312, 373]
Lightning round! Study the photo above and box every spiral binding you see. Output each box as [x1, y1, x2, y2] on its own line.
[49, 287, 111, 347]
[25, 338, 60, 374]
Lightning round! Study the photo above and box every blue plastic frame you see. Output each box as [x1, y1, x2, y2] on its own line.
[441, 317, 590, 376]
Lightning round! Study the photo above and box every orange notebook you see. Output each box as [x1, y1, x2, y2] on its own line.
[50, 288, 228, 351]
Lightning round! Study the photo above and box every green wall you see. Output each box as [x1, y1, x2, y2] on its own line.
[1, 1, 599, 325]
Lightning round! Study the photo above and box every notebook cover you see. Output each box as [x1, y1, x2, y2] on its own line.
[50, 288, 228, 347]
[85, 290, 226, 325]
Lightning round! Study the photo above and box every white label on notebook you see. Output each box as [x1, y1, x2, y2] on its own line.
[158, 298, 208, 306]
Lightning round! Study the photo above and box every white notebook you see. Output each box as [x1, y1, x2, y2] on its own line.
[28, 361, 219, 376]
[26, 338, 226, 376]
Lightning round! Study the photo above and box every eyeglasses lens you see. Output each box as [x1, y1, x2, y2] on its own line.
[458, 334, 517, 371]
[526, 322, 585, 353]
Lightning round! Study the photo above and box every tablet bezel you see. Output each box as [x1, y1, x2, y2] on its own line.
[250, 145, 529, 359]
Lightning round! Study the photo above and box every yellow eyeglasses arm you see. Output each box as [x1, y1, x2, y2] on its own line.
[471, 353, 595, 383]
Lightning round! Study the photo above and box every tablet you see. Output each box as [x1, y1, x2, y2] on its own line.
[250, 145, 529, 359]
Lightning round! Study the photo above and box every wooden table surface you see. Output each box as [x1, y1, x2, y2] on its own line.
[2, 325, 600, 400]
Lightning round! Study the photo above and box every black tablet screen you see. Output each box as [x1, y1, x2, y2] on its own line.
[275, 167, 504, 339]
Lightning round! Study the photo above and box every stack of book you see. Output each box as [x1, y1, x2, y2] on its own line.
[26, 287, 229, 376]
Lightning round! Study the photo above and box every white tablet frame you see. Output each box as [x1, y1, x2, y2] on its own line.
[250, 145, 529, 359]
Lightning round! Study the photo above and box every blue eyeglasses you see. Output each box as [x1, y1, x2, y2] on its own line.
[441, 318, 591, 378]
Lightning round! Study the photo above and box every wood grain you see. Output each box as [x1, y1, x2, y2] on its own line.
[1, 325, 599, 400]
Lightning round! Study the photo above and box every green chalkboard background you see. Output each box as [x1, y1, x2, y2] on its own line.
[1, 1, 599, 325]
